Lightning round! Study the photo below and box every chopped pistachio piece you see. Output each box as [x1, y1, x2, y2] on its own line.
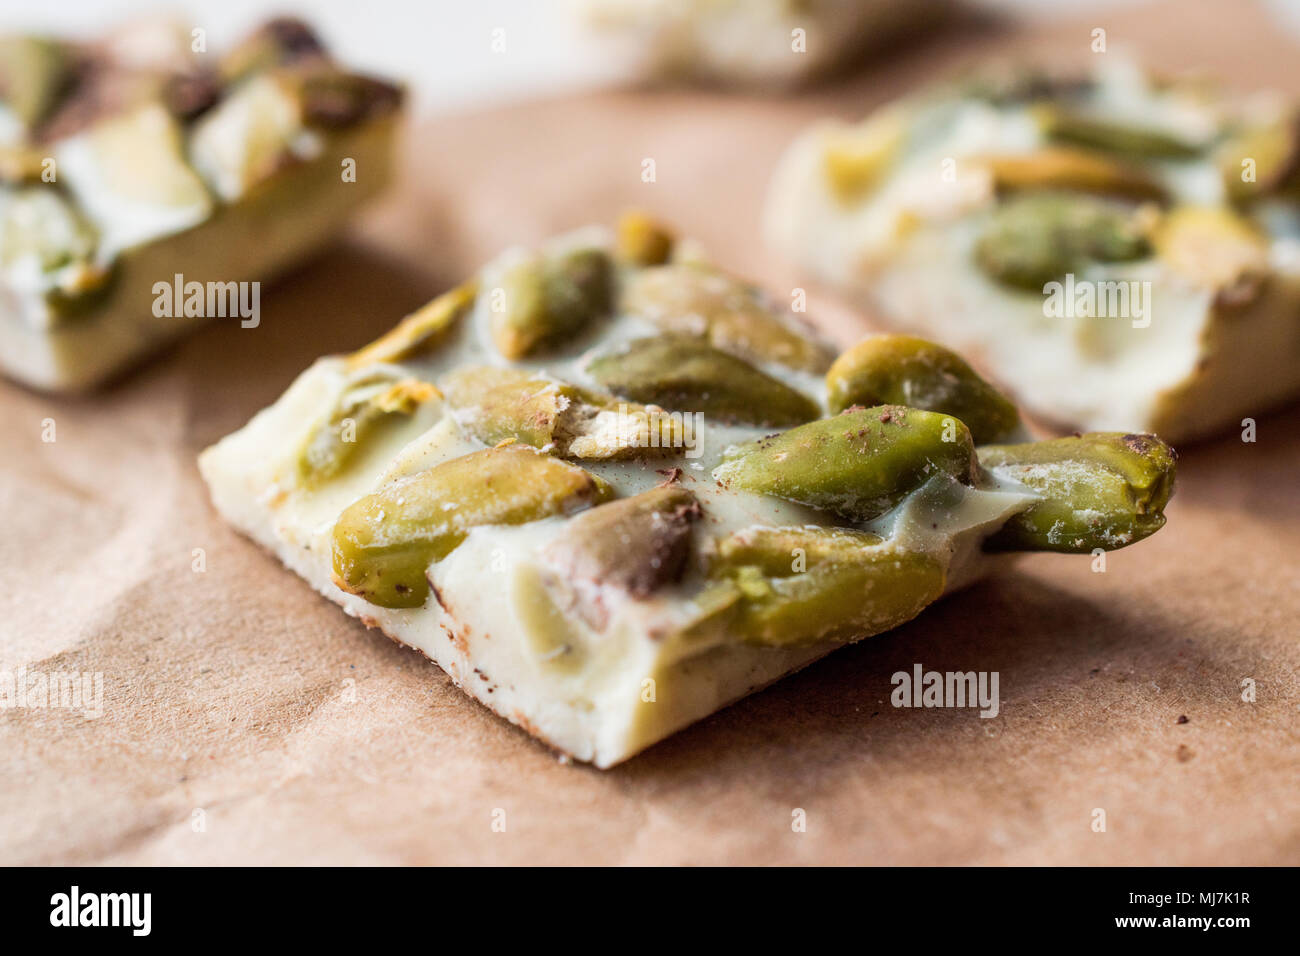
[539, 485, 700, 629]
[55, 102, 213, 254]
[822, 108, 907, 206]
[1216, 113, 1300, 202]
[188, 71, 315, 202]
[219, 17, 326, 85]
[0, 186, 98, 277]
[442, 365, 682, 459]
[1151, 205, 1269, 298]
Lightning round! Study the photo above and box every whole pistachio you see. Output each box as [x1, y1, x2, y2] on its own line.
[1035, 104, 1202, 159]
[826, 335, 1020, 443]
[974, 191, 1152, 290]
[331, 445, 614, 608]
[980, 432, 1177, 552]
[713, 405, 979, 522]
[620, 264, 834, 373]
[491, 247, 614, 360]
[692, 526, 945, 647]
[587, 334, 820, 428]
[297, 374, 439, 486]
[977, 147, 1167, 203]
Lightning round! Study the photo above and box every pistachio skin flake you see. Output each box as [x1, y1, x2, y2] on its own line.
[826, 335, 1020, 444]
[713, 405, 979, 522]
[587, 334, 820, 428]
[979, 432, 1177, 553]
[693, 526, 946, 647]
[331, 445, 614, 608]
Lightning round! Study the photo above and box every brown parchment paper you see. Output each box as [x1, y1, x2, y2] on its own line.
[2, 0, 1298, 866]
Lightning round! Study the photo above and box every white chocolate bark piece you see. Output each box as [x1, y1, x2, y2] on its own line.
[200, 222, 1072, 768]
[0, 17, 403, 393]
[765, 60, 1300, 442]
[573, 0, 945, 88]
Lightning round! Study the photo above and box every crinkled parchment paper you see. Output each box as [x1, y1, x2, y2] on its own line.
[1, 0, 1297, 864]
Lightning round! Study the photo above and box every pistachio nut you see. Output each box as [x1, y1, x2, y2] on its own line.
[0, 35, 75, 128]
[713, 405, 979, 522]
[491, 246, 614, 360]
[620, 264, 834, 373]
[586, 334, 820, 428]
[826, 334, 1020, 443]
[822, 107, 906, 206]
[331, 444, 614, 608]
[977, 147, 1166, 203]
[980, 432, 1177, 552]
[346, 280, 478, 368]
[615, 210, 674, 266]
[694, 526, 945, 646]
[297, 373, 439, 486]
[1216, 113, 1300, 203]
[219, 17, 326, 85]
[974, 191, 1152, 290]
[1151, 205, 1269, 301]
[441, 365, 683, 459]
[538, 485, 700, 630]
[1034, 104, 1203, 159]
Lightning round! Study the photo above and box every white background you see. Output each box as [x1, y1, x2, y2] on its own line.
[2, 0, 1298, 115]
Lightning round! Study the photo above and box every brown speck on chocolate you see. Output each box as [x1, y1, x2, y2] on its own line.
[1176, 744, 1194, 762]
[1176, 714, 1189, 724]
